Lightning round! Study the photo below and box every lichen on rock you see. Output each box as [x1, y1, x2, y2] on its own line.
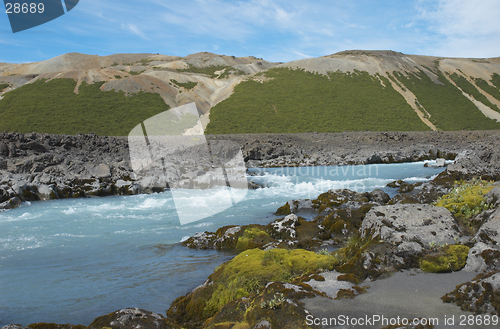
[361, 204, 460, 247]
[442, 270, 500, 315]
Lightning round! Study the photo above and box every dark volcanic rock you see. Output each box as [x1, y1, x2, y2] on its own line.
[447, 144, 500, 180]
[1, 130, 499, 211]
[212, 131, 500, 168]
[0, 196, 21, 210]
[0, 132, 148, 210]
[388, 180, 449, 205]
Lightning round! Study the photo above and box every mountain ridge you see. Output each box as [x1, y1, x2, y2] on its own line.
[1, 50, 500, 135]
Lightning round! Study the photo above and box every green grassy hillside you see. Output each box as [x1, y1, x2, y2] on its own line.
[2, 57, 500, 136]
[0, 78, 168, 135]
[205, 68, 430, 134]
[473, 74, 500, 104]
[393, 70, 500, 130]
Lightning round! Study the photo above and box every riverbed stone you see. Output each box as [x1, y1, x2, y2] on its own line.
[306, 271, 355, 299]
[447, 146, 500, 180]
[361, 204, 460, 247]
[442, 270, 500, 315]
[474, 208, 500, 247]
[463, 242, 499, 273]
[87, 307, 178, 329]
[485, 186, 500, 208]
[0, 196, 22, 210]
[368, 189, 390, 204]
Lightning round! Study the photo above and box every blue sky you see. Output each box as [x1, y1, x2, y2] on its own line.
[1, 0, 500, 63]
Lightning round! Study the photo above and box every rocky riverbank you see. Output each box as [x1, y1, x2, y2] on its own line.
[4, 178, 499, 329]
[2, 130, 500, 329]
[2, 130, 500, 211]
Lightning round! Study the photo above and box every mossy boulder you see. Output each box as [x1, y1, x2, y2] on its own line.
[312, 189, 370, 214]
[321, 203, 374, 238]
[420, 245, 470, 273]
[268, 214, 330, 249]
[275, 202, 291, 216]
[204, 281, 317, 329]
[274, 199, 314, 216]
[333, 235, 387, 283]
[386, 180, 408, 189]
[236, 227, 274, 250]
[27, 324, 85, 329]
[183, 215, 331, 251]
[182, 225, 245, 250]
[167, 248, 338, 328]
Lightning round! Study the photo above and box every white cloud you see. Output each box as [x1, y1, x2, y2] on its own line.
[416, 0, 500, 57]
[121, 23, 148, 39]
[420, 0, 500, 37]
[153, 0, 305, 40]
[292, 50, 311, 59]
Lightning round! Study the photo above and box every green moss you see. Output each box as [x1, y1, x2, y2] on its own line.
[313, 189, 370, 210]
[205, 248, 338, 316]
[335, 235, 372, 265]
[275, 202, 292, 216]
[337, 273, 360, 284]
[235, 227, 273, 250]
[434, 179, 494, 219]
[332, 234, 387, 282]
[328, 220, 349, 234]
[206, 68, 430, 134]
[28, 324, 85, 329]
[420, 244, 470, 273]
[0, 78, 169, 135]
[204, 281, 315, 329]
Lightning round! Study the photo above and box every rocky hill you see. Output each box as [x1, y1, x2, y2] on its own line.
[1, 50, 500, 135]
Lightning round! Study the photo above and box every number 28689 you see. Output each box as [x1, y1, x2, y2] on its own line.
[5, 3, 45, 14]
